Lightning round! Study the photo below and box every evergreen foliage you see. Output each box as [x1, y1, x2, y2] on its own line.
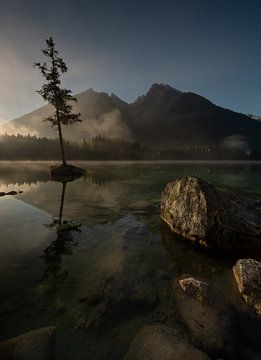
[0, 134, 258, 160]
[34, 37, 81, 165]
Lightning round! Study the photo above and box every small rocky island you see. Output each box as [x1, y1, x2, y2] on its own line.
[50, 164, 86, 182]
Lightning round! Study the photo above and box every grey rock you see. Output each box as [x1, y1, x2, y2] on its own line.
[124, 324, 211, 360]
[161, 176, 261, 249]
[233, 258, 261, 316]
[173, 277, 238, 359]
[0, 326, 56, 360]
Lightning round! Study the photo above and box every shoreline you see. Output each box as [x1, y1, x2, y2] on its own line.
[0, 159, 261, 165]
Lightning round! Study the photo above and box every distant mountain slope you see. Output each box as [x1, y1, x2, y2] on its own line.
[127, 84, 261, 146]
[3, 89, 130, 141]
[248, 114, 261, 121]
[3, 84, 261, 149]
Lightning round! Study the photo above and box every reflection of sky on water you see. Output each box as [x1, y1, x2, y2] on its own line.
[0, 197, 53, 270]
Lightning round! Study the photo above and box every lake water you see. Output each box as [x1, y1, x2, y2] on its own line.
[0, 161, 260, 359]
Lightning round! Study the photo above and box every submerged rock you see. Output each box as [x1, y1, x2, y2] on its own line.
[78, 264, 159, 332]
[161, 176, 261, 249]
[173, 277, 238, 358]
[233, 258, 261, 316]
[50, 164, 85, 182]
[74, 216, 162, 332]
[124, 325, 211, 360]
[0, 326, 56, 360]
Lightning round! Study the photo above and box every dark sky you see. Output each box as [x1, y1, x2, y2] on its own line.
[0, 0, 260, 121]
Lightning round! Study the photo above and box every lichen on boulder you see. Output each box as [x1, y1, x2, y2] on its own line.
[160, 176, 261, 249]
[178, 277, 214, 304]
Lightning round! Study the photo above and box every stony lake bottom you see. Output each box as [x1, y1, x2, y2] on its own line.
[0, 161, 260, 359]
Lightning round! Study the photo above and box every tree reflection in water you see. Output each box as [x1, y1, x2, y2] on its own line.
[40, 181, 81, 290]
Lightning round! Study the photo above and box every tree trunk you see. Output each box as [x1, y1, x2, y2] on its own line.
[57, 121, 67, 166]
[58, 182, 66, 225]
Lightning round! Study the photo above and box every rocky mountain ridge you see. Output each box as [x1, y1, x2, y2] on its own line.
[2, 84, 261, 150]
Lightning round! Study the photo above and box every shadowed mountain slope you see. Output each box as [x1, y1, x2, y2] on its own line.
[4, 84, 261, 148]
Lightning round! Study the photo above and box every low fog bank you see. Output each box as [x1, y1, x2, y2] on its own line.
[0, 108, 132, 142]
[221, 134, 252, 156]
[62, 109, 132, 142]
[0, 121, 40, 137]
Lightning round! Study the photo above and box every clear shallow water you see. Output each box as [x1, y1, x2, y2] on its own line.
[0, 161, 261, 359]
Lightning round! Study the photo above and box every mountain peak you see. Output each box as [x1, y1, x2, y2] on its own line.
[110, 93, 128, 106]
[133, 83, 182, 105]
[134, 83, 182, 105]
[148, 83, 182, 95]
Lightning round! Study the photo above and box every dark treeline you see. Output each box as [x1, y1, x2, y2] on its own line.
[0, 134, 260, 160]
[0, 134, 146, 160]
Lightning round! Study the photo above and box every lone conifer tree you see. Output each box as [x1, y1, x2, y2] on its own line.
[34, 37, 81, 166]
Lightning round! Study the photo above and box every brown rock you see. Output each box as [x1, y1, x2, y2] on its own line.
[124, 325, 211, 360]
[173, 277, 237, 359]
[178, 277, 214, 304]
[0, 326, 56, 360]
[233, 258, 261, 316]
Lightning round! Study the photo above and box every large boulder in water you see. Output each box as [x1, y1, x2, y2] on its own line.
[233, 258, 261, 316]
[160, 176, 261, 249]
[0, 326, 56, 360]
[172, 277, 238, 359]
[124, 324, 211, 360]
